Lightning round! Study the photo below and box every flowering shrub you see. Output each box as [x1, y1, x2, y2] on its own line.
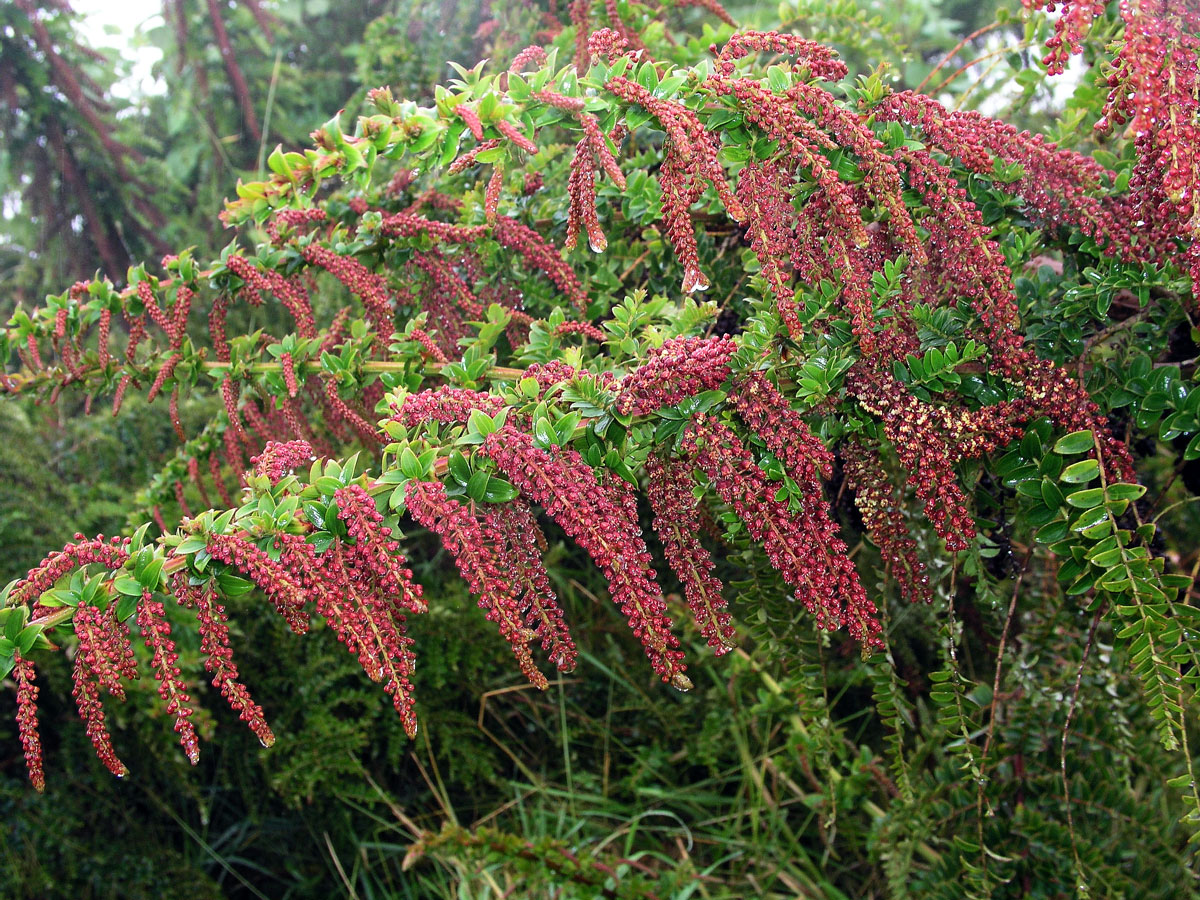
[3, 2, 1200, 893]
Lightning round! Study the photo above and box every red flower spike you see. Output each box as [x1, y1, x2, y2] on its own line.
[205, 533, 311, 633]
[724, 380, 882, 646]
[280, 351, 299, 397]
[566, 136, 602, 252]
[391, 386, 507, 429]
[613, 336, 736, 416]
[448, 138, 503, 175]
[483, 426, 691, 690]
[334, 484, 426, 615]
[532, 89, 587, 113]
[715, 31, 847, 81]
[485, 164, 504, 224]
[682, 414, 883, 648]
[173, 575, 274, 748]
[274, 533, 382, 683]
[554, 321, 606, 342]
[509, 45, 548, 73]
[169, 388, 185, 443]
[727, 372, 833, 488]
[251, 440, 315, 485]
[455, 104, 485, 141]
[74, 603, 137, 700]
[301, 244, 394, 343]
[643, 454, 736, 653]
[136, 592, 200, 765]
[580, 113, 625, 190]
[492, 216, 591, 312]
[111, 373, 131, 417]
[225, 256, 318, 339]
[736, 160, 803, 336]
[406, 481, 549, 689]
[14, 654, 45, 792]
[72, 648, 128, 778]
[489, 500, 577, 673]
[842, 441, 932, 606]
[847, 368, 975, 552]
[14, 536, 129, 610]
[495, 119, 538, 155]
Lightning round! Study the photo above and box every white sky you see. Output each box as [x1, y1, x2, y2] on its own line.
[73, 0, 166, 98]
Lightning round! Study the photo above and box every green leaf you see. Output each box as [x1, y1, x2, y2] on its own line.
[114, 593, 138, 622]
[448, 450, 472, 485]
[176, 536, 208, 555]
[315, 476, 343, 495]
[1066, 487, 1105, 509]
[468, 409, 498, 437]
[304, 502, 327, 529]
[400, 447, 423, 478]
[218, 574, 255, 597]
[1071, 506, 1109, 532]
[1054, 430, 1095, 455]
[1060, 459, 1100, 484]
[307, 532, 335, 553]
[139, 557, 165, 590]
[1035, 520, 1069, 544]
[482, 476, 519, 503]
[3, 608, 24, 642]
[16, 625, 41, 656]
[534, 417, 557, 447]
[1040, 479, 1064, 509]
[467, 469, 490, 501]
[1106, 483, 1146, 501]
[113, 575, 144, 597]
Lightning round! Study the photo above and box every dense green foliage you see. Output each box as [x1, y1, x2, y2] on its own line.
[3, 1, 1200, 898]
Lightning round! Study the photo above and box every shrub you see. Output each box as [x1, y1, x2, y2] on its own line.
[3, 1, 1200, 894]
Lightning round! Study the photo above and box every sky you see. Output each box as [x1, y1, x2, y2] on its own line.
[73, 0, 166, 98]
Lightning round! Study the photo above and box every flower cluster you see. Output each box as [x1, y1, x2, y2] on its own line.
[605, 75, 744, 291]
[726, 375, 879, 646]
[483, 426, 691, 689]
[874, 91, 1141, 263]
[391, 386, 507, 428]
[847, 368, 975, 552]
[334, 484, 426, 616]
[14, 656, 43, 792]
[406, 481, 550, 688]
[15, 535, 130, 610]
[736, 161, 803, 335]
[172, 574, 274, 748]
[842, 441, 931, 606]
[613, 336, 735, 415]
[137, 592, 199, 765]
[225, 255, 318, 339]
[681, 414, 883, 648]
[643, 453, 736, 653]
[274, 531, 420, 737]
[205, 533, 311, 633]
[251, 439, 315, 484]
[487, 500, 577, 672]
[300, 243, 394, 342]
[493, 215, 591, 311]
